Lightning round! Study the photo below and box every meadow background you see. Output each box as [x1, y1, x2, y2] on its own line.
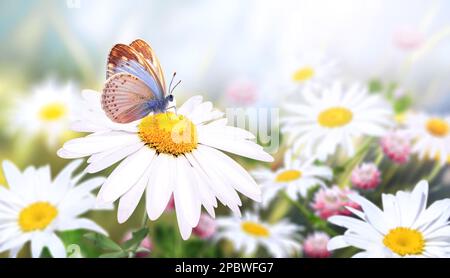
[0, 0, 450, 258]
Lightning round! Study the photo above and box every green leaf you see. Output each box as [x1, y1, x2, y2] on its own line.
[385, 82, 398, 100]
[393, 95, 412, 114]
[122, 227, 149, 251]
[368, 79, 383, 93]
[60, 229, 101, 258]
[99, 251, 128, 258]
[84, 232, 123, 252]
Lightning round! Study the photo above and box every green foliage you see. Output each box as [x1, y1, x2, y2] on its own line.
[368, 79, 383, 93]
[151, 225, 222, 258]
[60, 229, 102, 258]
[84, 227, 150, 258]
[367, 78, 412, 114]
[393, 95, 412, 114]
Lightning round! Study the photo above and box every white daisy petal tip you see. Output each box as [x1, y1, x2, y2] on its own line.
[414, 180, 429, 194]
[327, 236, 349, 251]
[347, 193, 364, 204]
[327, 215, 343, 226]
[117, 211, 129, 224]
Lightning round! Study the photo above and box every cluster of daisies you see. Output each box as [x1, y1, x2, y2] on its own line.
[2, 54, 450, 258]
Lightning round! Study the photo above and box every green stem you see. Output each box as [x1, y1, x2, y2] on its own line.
[340, 138, 372, 169]
[338, 138, 373, 188]
[374, 148, 383, 166]
[426, 161, 442, 182]
[381, 164, 398, 192]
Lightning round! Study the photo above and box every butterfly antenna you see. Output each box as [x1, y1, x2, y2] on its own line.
[170, 80, 182, 95]
[168, 72, 177, 93]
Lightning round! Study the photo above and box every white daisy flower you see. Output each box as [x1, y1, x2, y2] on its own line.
[327, 180, 450, 258]
[282, 52, 338, 93]
[252, 149, 332, 207]
[282, 82, 393, 161]
[0, 160, 110, 258]
[57, 91, 273, 240]
[405, 112, 450, 165]
[10, 79, 80, 147]
[215, 212, 302, 258]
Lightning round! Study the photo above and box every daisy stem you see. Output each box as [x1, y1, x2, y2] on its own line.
[340, 138, 373, 169]
[425, 161, 442, 182]
[374, 147, 384, 166]
[338, 138, 373, 188]
[281, 192, 337, 236]
[381, 164, 400, 194]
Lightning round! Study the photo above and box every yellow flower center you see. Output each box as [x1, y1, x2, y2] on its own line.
[318, 107, 353, 128]
[426, 118, 449, 137]
[241, 221, 270, 237]
[18, 202, 58, 232]
[138, 112, 198, 155]
[383, 227, 424, 256]
[275, 170, 302, 183]
[292, 66, 315, 82]
[39, 102, 67, 121]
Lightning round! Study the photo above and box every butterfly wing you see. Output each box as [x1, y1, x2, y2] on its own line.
[102, 73, 156, 123]
[107, 43, 165, 99]
[130, 39, 167, 93]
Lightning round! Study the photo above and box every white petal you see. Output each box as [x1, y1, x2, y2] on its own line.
[349, 194, 388, 234]
[60, 132, 140, 157]
[9, 245, 22, 258]
[86, 143, 144, 173]
[343, 233, 379, 251]
[53, 159, 83, 188]
[2, 160, 23, 191]
[81, 89, 101, 105]
[68, 177, 105, 199]
[191, 166, 217, 216]
[328, 215, 382, 240]
[178, 95, 203, 116]
[352, 251, 371, 258]
[97, 147, 154, 203]
[57, 148, 86, 159]
[189, 150, 242, 214]
[0, 234, 31, 254]
[414, 199, 450, 231]
[198, 124, 255, 140]
[146, 154, 174, 221]
[327, 235, 349, 251]
[176, 206, 193, 240]
[46, 233, 67, 258]
[118, 166, 151, 223]
[59, 218, 108, 235]
[173, 156, 201, 227]
[409, 180, 429, 224]
[197, 145, 261, 201]
[31, 232, 47, 258]
[198, 132, 273, 162]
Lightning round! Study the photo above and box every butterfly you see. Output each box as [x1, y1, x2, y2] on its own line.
[101, 39, 180, 123]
